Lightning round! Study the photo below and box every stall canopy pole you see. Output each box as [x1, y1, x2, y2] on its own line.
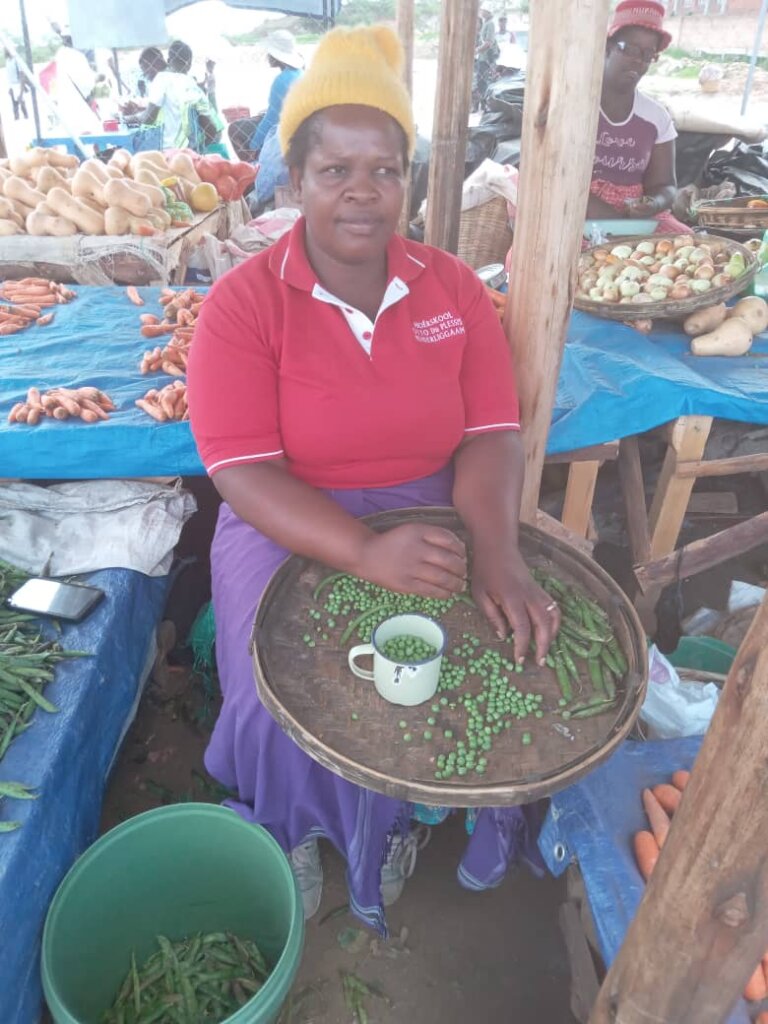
[18, 0, 41, 142]
[740, 0, 768, 116]
[396, 0, 414, 238]
[504, 0, 612, 523]
[423, 0, 477, 254]
[590, 594, 768, 1024]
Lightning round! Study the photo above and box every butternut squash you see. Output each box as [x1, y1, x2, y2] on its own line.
[0, 219, 22, 236]
[4, 175, 46, 208]
[104, 207, 156, 236]
[129, 179, 165, 208]
[103, 178, 151, 217]
[9, 147, 50, 176]
[133, 167, 164, 190]
[104, 164, 124, 178]
[45, 150, 79, 171]
[109, 148, 132, 172]
[26, 210, 78, 237]
[169, 152, 201, 183]
[145, 207, 172, 230]
[690, 316, 753, 357]
[726, 296, 768, 336]
[81, 158, 110, 183]
[72, 167, 107, 206]
[683, 302, 726, 337]
[46, 186, 105, 235]
[36, 164, 71, 194]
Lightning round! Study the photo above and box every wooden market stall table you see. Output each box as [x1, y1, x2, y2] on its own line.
[1, 292, 767, 490]
[538, 735, 750, 1024]
[0, 569, 171, 1024]
[0, 209, 224, 288]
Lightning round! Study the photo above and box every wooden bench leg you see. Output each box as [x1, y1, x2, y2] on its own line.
[647, 416, 713, 560]
[562, 460, 601, 538]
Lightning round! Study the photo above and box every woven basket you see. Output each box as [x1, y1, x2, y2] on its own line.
[695, 195, 768, 231]
[574, 233, 757, 322]
[457, 196, 513, 270]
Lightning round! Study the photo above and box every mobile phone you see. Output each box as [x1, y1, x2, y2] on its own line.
[6, 578, 105, 623]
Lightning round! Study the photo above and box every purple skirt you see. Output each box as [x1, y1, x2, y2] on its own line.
[205, 465, 545, 933]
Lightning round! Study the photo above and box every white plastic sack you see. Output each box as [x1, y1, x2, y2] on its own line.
[460, 158, 519, 213]
[639, 645, 720, 740]
[0, 480, 196, 578]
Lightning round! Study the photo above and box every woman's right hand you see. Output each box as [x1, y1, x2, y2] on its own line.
[355, 524, 467, 599]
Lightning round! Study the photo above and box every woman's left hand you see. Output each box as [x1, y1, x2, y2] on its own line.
[471, 539, 560, 665]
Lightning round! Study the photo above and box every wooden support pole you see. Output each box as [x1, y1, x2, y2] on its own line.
[617, 436, 652, 566]
[423, 0, 477, 254]
[675, 451, 768, 479]
[648, 414, 713, 559]
[634, 509, 768, 594]
[590, 594, 768, 1024]
[561, 460, 602, 539]
[505, 0, 613, 523]
[396, 0, 415, 238]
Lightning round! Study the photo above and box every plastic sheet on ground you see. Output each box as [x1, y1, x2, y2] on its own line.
[539, 737, 749, 1024]
[0, 568, 170, 1024]
[2, 288, 768, 478]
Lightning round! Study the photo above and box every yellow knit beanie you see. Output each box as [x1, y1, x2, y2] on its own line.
[278, 25, 416, 160]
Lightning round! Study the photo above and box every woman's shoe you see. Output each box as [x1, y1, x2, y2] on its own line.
[380, 824, 431, 906]
[289, 838, 323, 919]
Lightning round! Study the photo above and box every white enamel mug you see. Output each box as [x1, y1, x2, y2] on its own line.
[347, 613, 446, 707]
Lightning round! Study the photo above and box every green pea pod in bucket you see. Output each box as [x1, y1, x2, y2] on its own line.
[42, 804, 304, 1024]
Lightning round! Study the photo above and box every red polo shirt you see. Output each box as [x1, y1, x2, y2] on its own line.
[187, 219, 520, 489]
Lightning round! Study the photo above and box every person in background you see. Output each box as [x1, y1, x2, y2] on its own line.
[128, 41, 221, 153]
[49, 23, 101, 133]
[589, 0, 686, 231]
[497, 14, 509, 43]
[249, 30, 304, 159]
[200, 58, 217, 112]
[188, 24, 557, 929]
[5, 49, 28, 121]
[472, 6, 499, 112]
[121, 47, 167, 151]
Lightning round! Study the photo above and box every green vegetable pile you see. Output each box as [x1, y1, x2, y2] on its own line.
[533, 569, 628, 720]
[103, 931, 271, 1024]
[307, 568, 629, 782]
[380, 635, 437, 663]
[0, 559, 86, 832]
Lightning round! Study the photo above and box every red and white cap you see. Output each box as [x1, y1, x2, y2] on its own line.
[607, 0, 672, 52]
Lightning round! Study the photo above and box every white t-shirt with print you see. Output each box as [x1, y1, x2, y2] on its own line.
[148, 70, 205, 149]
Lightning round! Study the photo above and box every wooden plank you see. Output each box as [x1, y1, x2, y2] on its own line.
[590, 594, 768, 1024]
[504, 0, 613, 522]
[617, 436, 652, 565]
[535, 508, 595, 557]
[634, 509, 768, 594]
[676, 451, 768, 479]
[545, 442, 619, 465]
[561, 460, 601, 539]
[560, 901, 601, 1024]
[423, 0, 477, 254]
[648, 415, 713, 559]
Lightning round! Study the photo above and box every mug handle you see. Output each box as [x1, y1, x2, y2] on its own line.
[348, 643, 375, 680]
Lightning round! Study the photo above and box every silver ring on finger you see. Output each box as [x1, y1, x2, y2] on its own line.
[545, 602, 558, 613]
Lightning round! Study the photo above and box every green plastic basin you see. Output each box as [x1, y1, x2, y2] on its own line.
[667, 635, 737, 676]
[42, 804, 304, 1024]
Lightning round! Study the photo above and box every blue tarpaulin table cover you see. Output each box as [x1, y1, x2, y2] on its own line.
[1, 288, 767, 479]
[539, 736, 749, 1024]
[0, 569, 170, 1024]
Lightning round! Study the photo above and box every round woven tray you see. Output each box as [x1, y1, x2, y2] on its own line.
[574, 233, 757, 322]
[251, 509, 648, 807]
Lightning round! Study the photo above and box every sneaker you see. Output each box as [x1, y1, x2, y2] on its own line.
[289, 839, 323, 920]
[380, 824, 431, 906]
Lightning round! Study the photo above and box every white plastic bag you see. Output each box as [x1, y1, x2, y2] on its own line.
[639, 645, 720, 740]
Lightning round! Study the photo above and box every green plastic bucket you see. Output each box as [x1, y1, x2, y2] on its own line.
[41, 804, 304, 1024]
[667, 636, 737, 676]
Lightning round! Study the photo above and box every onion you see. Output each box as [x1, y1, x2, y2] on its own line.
[694, 265, 715, 280]
[610, 244, 633, 260]
[673, 234, 695, 250]
[655, 239, 674, 254]
[669, 283, 691, 300]
[636, 240, 656, 255]
[650, 287, 669, 301]
[620, 280, 641, 297]
[691, 278, 712, 293]
[660, 265, 680, 280]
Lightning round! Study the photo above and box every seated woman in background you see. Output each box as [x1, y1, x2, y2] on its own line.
[589, 0, 688, 233]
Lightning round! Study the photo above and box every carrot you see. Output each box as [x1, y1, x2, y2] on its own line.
[161, 360, 185, 377]
[26, 388, 43, 410]
[78, 408, 98, 423]
[126, 286, 144, 306]
[36, 313, 54, 326]
[744, 962, 767, 1002]
[642, 788, 670, 848]
[672, 770, 690, 791]
[160, 391, 178, 419]
[139, 313, 160, 325]
[79, 398, 109, 420]
[50, 393, 81, 417]
[7, 403, 23, 424]
[135, 398, 167, 422]
[141, 324, 175, 339]
[52, 406, 68, 420]
[14, 406, 29, 423]
[26, 407, 41, 425]
[653, 784, 682, 816]
[633, 831, 660, 882]
[0, 324, 22, 335]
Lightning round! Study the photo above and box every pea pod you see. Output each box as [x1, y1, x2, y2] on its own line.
[588, 658, 605, 696]
[312, 571, 347, 602]
[607, 637, 628, 673]
[569, 699, 618, 719]
[600, 644, 623, 677]
[553, 654, 573, 702]
[340, 602, 391, 646]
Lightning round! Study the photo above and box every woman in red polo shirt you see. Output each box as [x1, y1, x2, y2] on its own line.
[188, 25, 559, 930]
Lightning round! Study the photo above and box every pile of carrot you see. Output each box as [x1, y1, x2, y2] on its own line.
[633, 770, 768, 1014]
[135, 381, 188, 422]
[137, 287, 205, 375]
[485, 284, 507, 322]
[0, 278, 75, 335]
[7, 386, 114, 425]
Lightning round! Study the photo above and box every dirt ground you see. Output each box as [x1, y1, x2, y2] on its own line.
[95, 432, 768, 1024]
